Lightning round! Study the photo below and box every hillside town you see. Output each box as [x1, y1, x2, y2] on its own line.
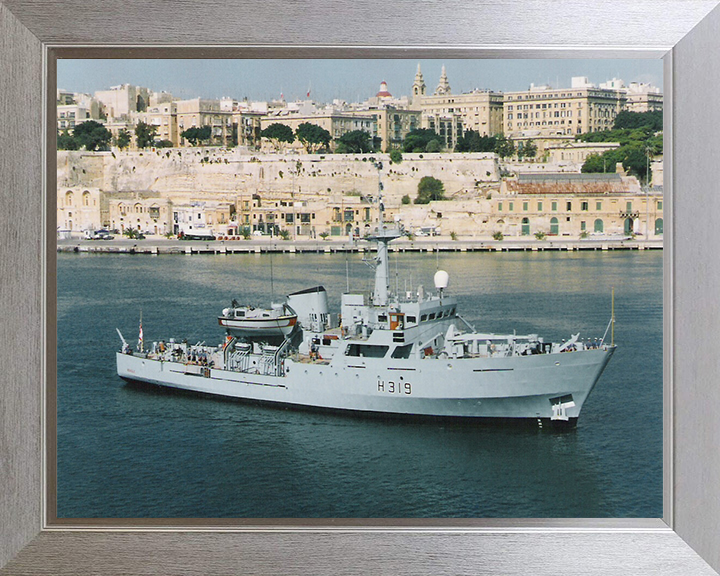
[57, 64, 663, 245]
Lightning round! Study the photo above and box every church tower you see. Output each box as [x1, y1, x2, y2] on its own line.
[412, 63, 426, 103]
[434, 65, 451, 96]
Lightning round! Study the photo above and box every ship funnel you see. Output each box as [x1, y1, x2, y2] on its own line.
[434, 270, 450, 290]
[287, 286, 329, 332]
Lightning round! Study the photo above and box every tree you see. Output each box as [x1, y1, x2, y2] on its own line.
[402, 128, 441, 153]
[454, 130, 497, 153]
[135, 121, 158, 149]
[72, 120, 112, 151]
[260, 123, 295, 150]
[518, 140, 537, 160]
[154, 139, 173, 148]
[57, 129, 79, 150]
[425, 139, 441, 153]
[613, 110, 663, 131]
[180, 126, 212, 146]
[401, 194, 411, 205]
[116, 129, 131, 150]
[493, 134, 516, 159]
[295, 123, 331, 153]
[335, 130, 373, 153]
[581, 145, 652, 182]
[415, 176, 446, 204]
[389, 149, 403, 164]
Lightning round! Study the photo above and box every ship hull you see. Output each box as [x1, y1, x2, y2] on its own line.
[116, 346, 614, 425]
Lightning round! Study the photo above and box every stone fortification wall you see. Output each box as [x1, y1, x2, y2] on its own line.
[57, 149, 500, 206]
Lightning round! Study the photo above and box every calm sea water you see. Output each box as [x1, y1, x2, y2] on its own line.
[57, 250, 662, 518]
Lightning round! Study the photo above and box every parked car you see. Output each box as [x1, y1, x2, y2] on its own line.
[90, 230, 113, 240]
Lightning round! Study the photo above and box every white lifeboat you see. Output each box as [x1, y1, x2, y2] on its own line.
[218, 302, 297, 338]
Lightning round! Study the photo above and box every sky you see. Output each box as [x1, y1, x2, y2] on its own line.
[57, 59, 663, 103]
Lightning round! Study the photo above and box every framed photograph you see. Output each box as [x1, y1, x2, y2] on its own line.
[2, 1, 720, 574]
[52, 56, 667, 523]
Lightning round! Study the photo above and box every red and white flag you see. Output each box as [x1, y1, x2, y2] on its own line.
[138, 314, 143, 351]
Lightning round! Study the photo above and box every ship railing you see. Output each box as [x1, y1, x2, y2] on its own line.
[227, 349, 252, 372]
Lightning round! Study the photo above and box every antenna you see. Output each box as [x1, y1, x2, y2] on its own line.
[611, 286, 615, 347]
[270, 250, 275, 303]
[395, 250, 399, 298]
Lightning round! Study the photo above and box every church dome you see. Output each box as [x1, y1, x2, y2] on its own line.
[376, 81, 392, 98]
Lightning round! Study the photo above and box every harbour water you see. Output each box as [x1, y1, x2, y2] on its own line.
[57, 250, 662, 518]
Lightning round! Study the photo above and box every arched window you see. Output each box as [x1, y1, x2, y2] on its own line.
[521, 217, 530, 236]
[550, 217, 559, 236]
[82, 191, 90, 206]
[65, 191, 73, 207]
[655, 218, 663, 235]
[135, 203, 142, 213]
[594, 219, 604, 233]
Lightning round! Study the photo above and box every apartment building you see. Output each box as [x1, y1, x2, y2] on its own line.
[504, 77, 627, 138]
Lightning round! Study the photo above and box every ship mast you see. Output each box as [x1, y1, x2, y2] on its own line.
[367, 161, 401, 307]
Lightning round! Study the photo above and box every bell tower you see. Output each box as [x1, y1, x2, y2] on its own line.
[412, 63, 426, 103]
[434, 65, 451, 96]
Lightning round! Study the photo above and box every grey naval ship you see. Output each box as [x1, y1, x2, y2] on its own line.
[116, 190, 615, 429]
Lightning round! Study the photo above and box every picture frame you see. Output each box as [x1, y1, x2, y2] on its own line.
[2, 1, 720, 573]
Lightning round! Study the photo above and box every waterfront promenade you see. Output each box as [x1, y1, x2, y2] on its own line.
[57, 235, 662, 255]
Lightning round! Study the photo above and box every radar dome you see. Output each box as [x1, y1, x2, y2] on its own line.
[434, 270, 449, 290]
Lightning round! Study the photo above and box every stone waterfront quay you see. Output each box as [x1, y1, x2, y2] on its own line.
[57, 236, 662, 255]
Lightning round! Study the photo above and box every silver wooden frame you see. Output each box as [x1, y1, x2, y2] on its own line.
[2, 1, 720, 574]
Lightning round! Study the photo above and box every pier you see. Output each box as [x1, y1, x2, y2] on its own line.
[57, 237, 663, 255]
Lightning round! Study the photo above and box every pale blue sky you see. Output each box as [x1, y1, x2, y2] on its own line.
[58, 59, 663, 102]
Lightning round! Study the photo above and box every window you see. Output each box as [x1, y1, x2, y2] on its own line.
[428, 313, 436, 320]
[581, 201, 589, 211]
[498, 202, 503, 211]
[406, 316, 416, 325]
[594, 219, 604, 233]
[345, 344, 389, 358]
[626, 201, 633, 211]
[391, 344, 414, 359]
[581, 221, 586, 231]
[509, 202, 514, 211]
[420, 314, 428, 322]
[550, 217, 559, 235]
[657, 201, 663, 210]
[596, 201, 602, 211]
[551, 201, 558, 211]
[523, 202, 528, 211]
[655, 218, 663, 235]
[566, 201, 572, 211]
[521, 217, 530, 236]
[537, 202, 543, 211]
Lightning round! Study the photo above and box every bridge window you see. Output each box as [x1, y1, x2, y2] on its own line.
[345, 344, 389, 358]
[391, 344, 413, 359]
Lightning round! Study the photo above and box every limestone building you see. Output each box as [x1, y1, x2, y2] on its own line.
[176, 98, 234, 147]
[57, 187, 107, 235]
[107, 195, 174, 235]
[133, 102, 179, 146]
[504, 77, 627, 138]
[94, 84, 150, 119]
[414, 65, 504, 150]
